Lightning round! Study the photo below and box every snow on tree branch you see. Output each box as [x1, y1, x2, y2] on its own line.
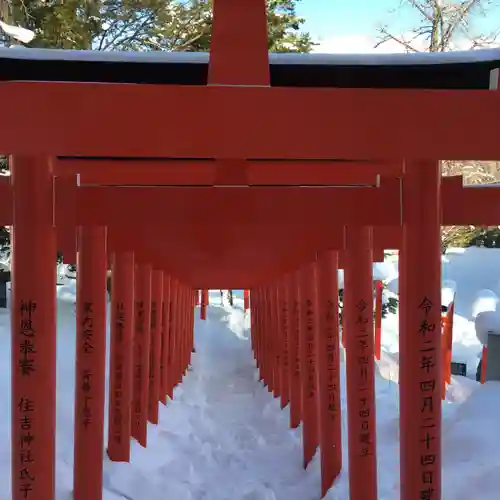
[0, 19, 34, 44]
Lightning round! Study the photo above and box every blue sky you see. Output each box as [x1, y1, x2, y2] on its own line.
[296, 0, 498, 44]
[297, 0, 396, 39]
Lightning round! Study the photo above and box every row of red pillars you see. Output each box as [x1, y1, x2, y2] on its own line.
[249, 239, 377, 499]
[248, 161, 442, 500]
[11, 157, 197, 500]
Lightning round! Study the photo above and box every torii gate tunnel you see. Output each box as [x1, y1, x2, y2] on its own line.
[1, 0, 500, 499]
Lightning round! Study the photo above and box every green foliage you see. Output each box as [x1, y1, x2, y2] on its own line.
[441, 226, 500, 251]
[441, 226, 477, 252]
[464, 227, 500, 248]
[1, 0, 314, 52]
[0, 227, 9, 250]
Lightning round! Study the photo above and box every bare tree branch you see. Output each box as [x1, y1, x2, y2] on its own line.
[442, 0, 483, 48]
[376, 1, 500, 250]
[376, 0, 500, 53]
[375, 26, 420, 52]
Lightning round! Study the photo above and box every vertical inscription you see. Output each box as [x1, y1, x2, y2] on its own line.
[80, 302, 94, 428]
[19, 300, 37, 376]
[150, 301, 157, 388]
[325, 298, 338, 422]
[417, 297, 439, 500]
[133, 300, 145, 426]
[293, 293, 301, 381]
[282, 292, 289, 376]
[113, 301, 125, 444]
[160, 301, 165, 387]
[305, 298, 316, 400]
[355, 299, 373, 458]
[17, 300, 37, 498]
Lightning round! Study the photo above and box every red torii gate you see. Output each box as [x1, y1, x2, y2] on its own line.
[0, 0, 499, 499]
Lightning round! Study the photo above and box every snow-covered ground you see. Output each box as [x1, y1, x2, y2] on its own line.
[0, 247, 500, 499]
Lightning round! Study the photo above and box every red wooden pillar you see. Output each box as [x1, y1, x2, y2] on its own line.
[259, 287, 267, 381]
[316, 251, 342, 497]
[271, 283, 281, 399]
[176, 284, 184, 381]
[182, 285, 189, 378]
[160, 274, 171, 405]
[443, 300, 454, 386]
[481, 345, 488, 384]
[132, 264, 152, 447]
[182, 286, 188, 376]
[300, 262, 319, 468]
[74, 226, 107, 500]
[253, 288, 263, 377]
[259, 287, 268, 387]
[11, 155, 57, 500]
[108, 251, 134, 462]
[200, 289, 208, 320]
[244, 289, 250, 311]
[344, 226, 377, 500]
[398, 234, 410, 495]
[189, 289, 195, 361]
[289, 271, 302, 428]
[400, 160, 442, 500]
[189, 289, 195, 364]
[180, 285, 188, 378]
[210, 0, 269, 86]
[148, 270, 163, 424]
[186, 287, 192, 370]
[250, 289, 257, 362]
[259, 287, 267, 386]
[263, 286, 273, 391]
[374, 280, 383, 361]
[280, 277, 290, 409]
[168, 279, 179, 397]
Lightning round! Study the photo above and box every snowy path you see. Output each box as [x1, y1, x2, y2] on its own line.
[103, 304, 320, 500]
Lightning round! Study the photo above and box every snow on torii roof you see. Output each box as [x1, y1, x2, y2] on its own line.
[0, 46, 499, 89]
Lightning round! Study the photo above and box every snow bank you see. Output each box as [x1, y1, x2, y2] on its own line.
[474, 310, 500, 345]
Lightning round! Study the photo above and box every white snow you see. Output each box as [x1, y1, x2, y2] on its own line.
[475, 310, 500, 345]
[442, 280, 457, 308]
[0, 20, 35, 44]
[1, 247, 500, 498]
[1, 45, 500, 66]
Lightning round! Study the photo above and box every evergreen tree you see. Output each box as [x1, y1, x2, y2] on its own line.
[0, 1, 314, 52]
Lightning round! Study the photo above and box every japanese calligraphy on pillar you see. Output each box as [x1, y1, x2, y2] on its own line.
[282, 292, 289, 375]
[133, 300, 145, 424]
[150, 301, 157, 385]
[168, 299, 173, 367]
[17, 300, 37, 498]
[417, 296, 439, 500]
[19, 300, 37, 376]
[293, 294, 301, 380]
[355, 299, 373, 458]
[113, 301, 125, 444]
[80, 302, 94, 428]
[18, 396, 35, 498]
[305, 299, 316, 399]
[160, 301, 166, 385]
[274, 289, 281, 374]
[325, 298, 338, 422]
